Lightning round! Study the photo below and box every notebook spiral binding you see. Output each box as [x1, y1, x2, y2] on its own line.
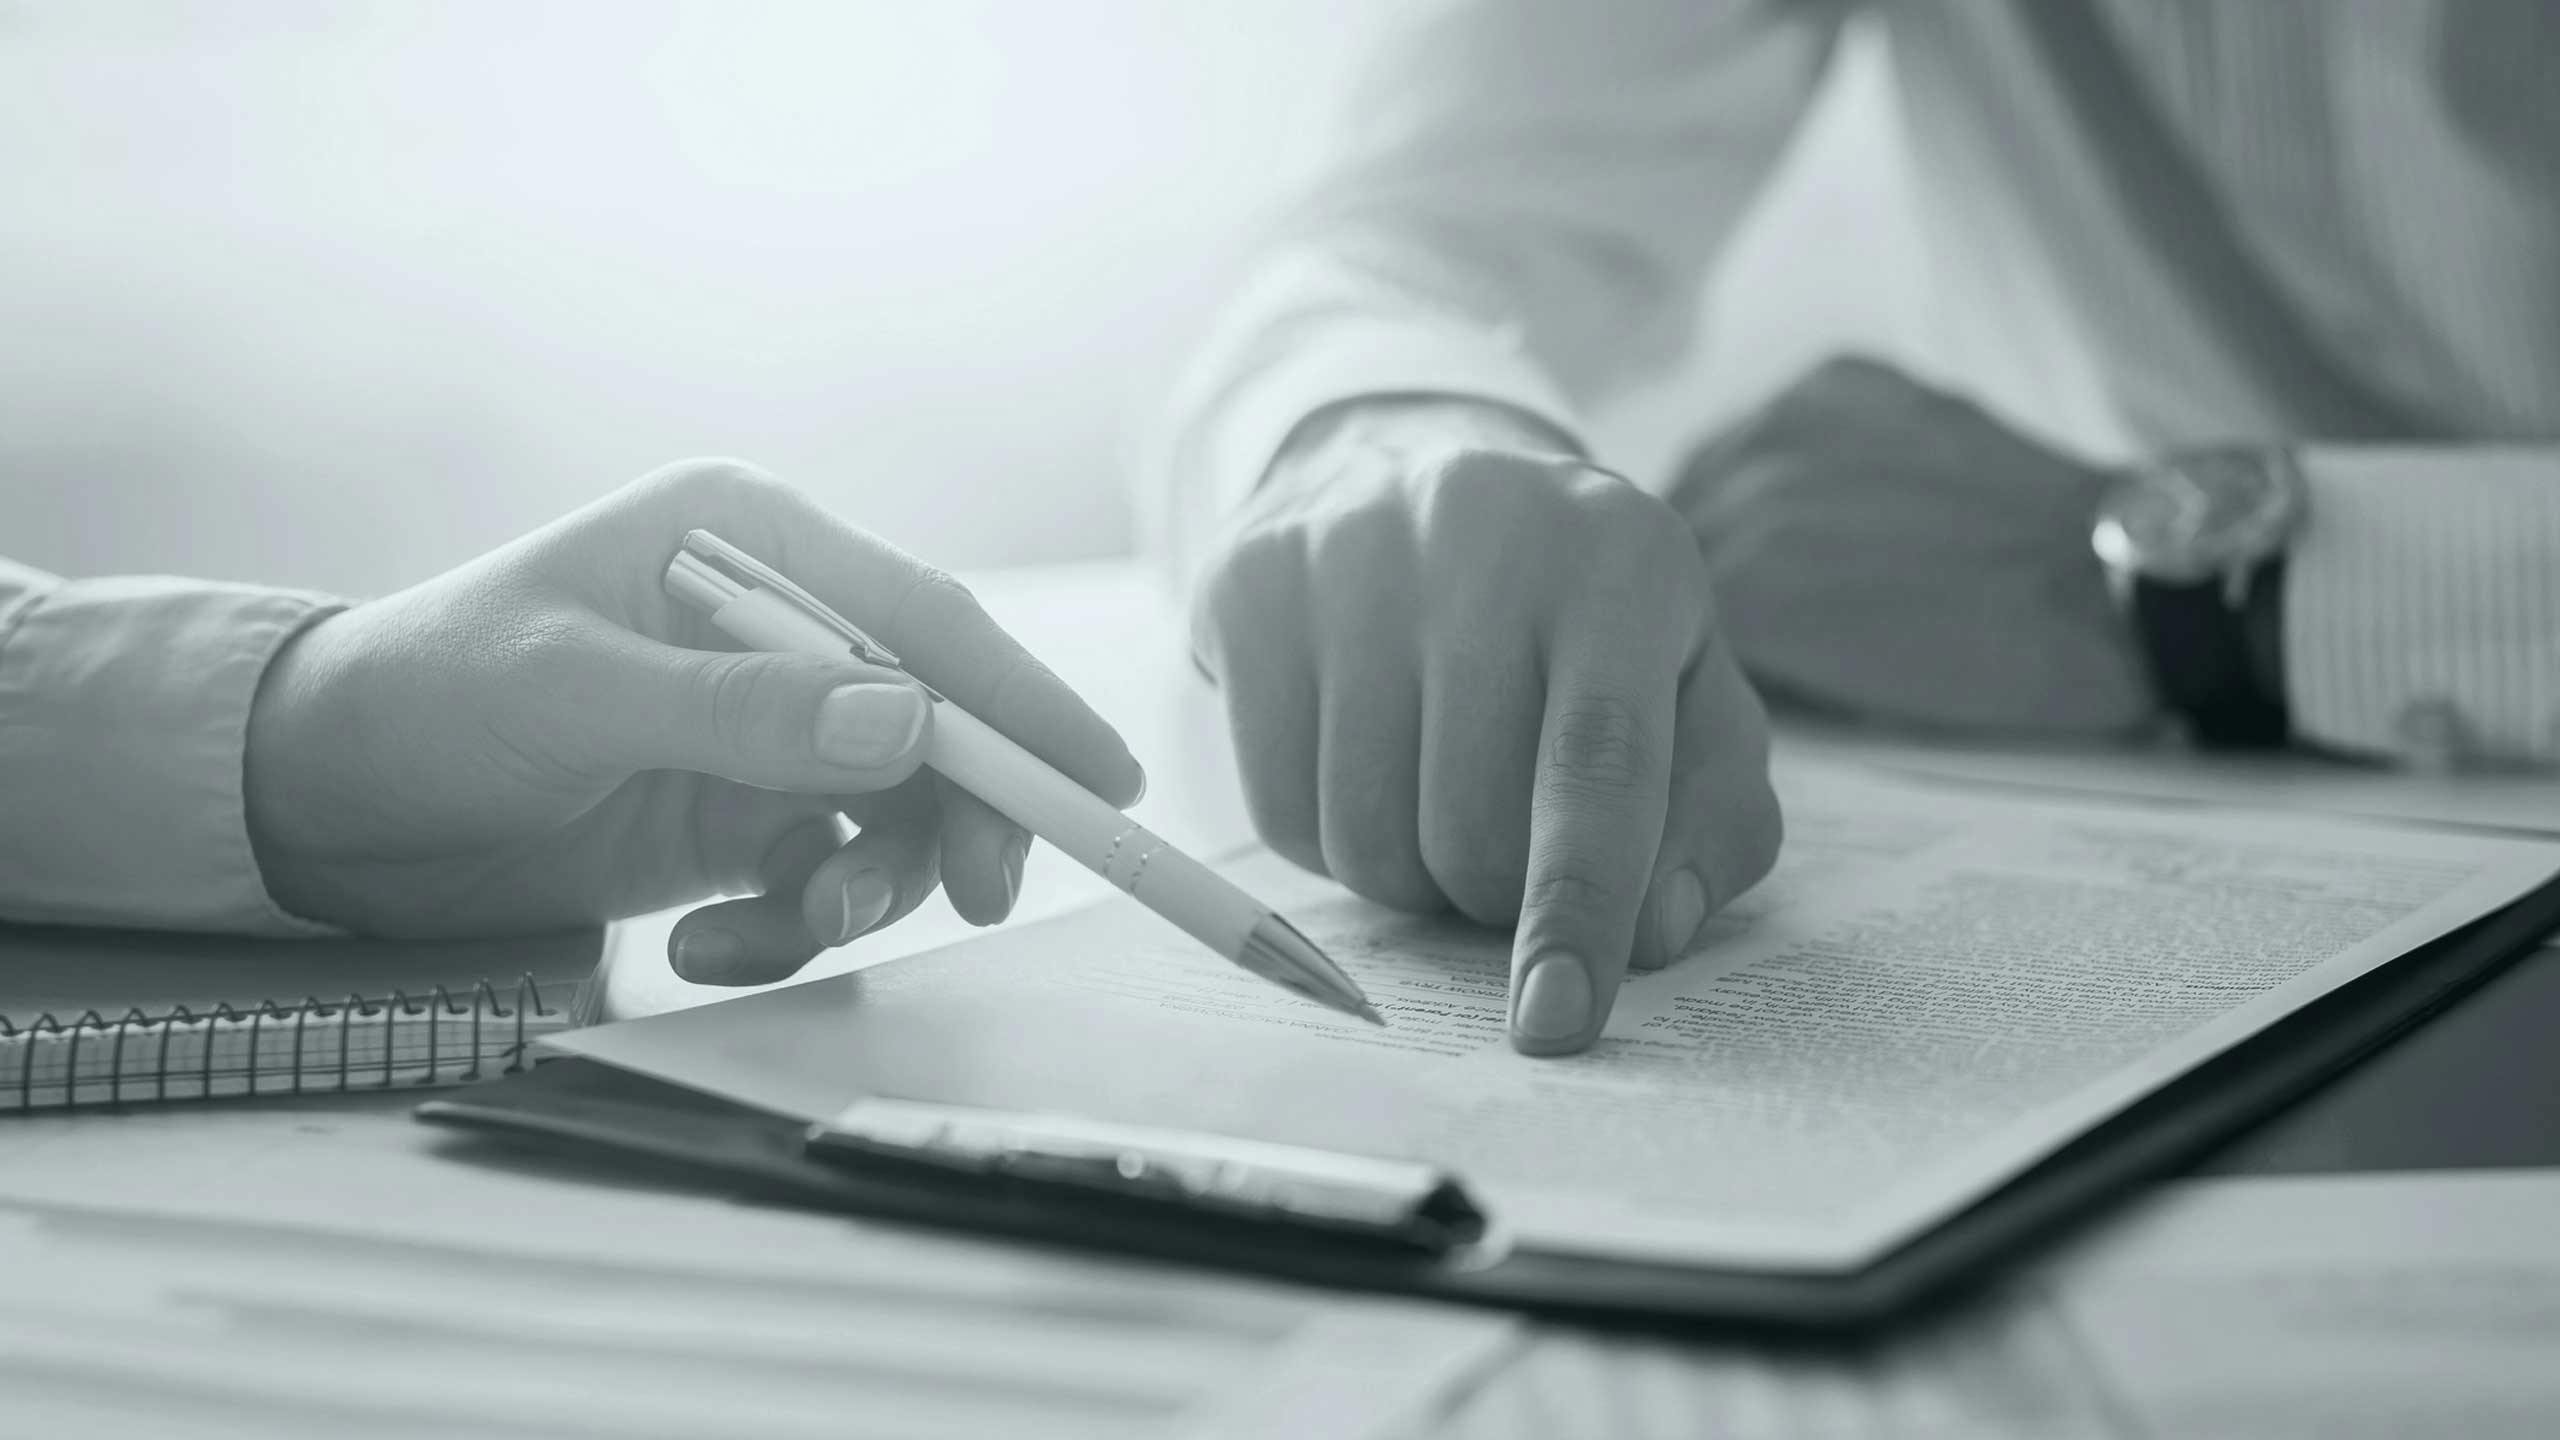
[0, 975, 562, 1112]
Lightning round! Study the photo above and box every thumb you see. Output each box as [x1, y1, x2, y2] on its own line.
[578, 628, 935, 793]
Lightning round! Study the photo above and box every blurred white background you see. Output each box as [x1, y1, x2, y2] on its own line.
[1, 0, 1920, 596]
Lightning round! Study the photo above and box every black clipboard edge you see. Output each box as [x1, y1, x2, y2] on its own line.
[417, 1057, 1460, 1292]
[419, 872, 2560, 1330]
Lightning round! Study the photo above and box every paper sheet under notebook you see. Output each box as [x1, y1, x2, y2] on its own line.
[551, 760, 2560, 1273]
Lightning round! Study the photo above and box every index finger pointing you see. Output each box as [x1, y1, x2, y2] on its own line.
[1509, 639, 1678, 1056]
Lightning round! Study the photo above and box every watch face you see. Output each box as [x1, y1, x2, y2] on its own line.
[2092, 447, 2305, 586]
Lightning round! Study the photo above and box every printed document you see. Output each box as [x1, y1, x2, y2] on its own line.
[556, 760, 2560, 1272]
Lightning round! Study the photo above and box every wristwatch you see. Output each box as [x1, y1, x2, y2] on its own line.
[2091, 445, 2307, 748]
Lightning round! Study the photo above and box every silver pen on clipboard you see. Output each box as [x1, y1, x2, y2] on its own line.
[663, 530, 1383, 1025]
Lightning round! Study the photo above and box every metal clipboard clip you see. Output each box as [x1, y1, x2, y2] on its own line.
[804, 1099, 1486, 1254]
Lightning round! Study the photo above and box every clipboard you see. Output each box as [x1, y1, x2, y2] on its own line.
[417, 869, 2560, 1329]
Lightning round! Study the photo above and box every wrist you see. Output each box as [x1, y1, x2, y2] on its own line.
[2093, 446, 2304, 747]
[1269, 396, 1581, 488]
[243, 609, 359, 921]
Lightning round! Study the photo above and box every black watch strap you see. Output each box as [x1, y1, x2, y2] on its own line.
[2131, 559, 2290, 749]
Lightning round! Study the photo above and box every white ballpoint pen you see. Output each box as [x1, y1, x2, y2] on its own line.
[664, 530, 1384, 1025]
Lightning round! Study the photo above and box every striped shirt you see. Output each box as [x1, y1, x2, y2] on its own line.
[1155, 0, 2560, 764]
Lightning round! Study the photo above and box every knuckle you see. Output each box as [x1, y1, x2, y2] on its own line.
[1708, 783, 1786, 912]
[652, 455, 784, 504]
[1248, 800, 1326, 878]
[1419, 444, 1535, 488]
[1570, 477, 1689, 565]
[1201, 527, 1300, 631]
[1544, 693, 1649, 796]
[1423, 831, 1526, 925]
[1566, 467, 1653, 521]
[1328, 843, 1440, 913]
[891, 565, 983, 638]
[979, 647, 1056, 725]
[1232, 757, 1323, 878]
[1194, 559, 1254, 648]
[1521, 866, 1622, 923]
[1419, 448, 1564, 523]
[698, 653, 785, 755]
[1305, 501, 1409, 590]
[1320, 788, 1438, 912]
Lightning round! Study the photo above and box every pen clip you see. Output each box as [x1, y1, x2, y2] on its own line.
[675, 529, 906, 671]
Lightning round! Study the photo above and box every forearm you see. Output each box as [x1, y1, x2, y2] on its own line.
[1143, 0, 1843, 586]
[2280, 447, 2560, 765]
[0, 559, 345, 931]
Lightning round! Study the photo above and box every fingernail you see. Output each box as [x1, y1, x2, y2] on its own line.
[815, 684, 928, 768]
[829, 860, 901, 942]
[1514, 954, 1593, 1042]
[832, 869, 895, 944]
[1657, 869, 1707, 963]
[674, 928, 744, 983]
[1000, 832, 1030, 913]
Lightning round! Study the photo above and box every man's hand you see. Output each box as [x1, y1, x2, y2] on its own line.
[243, 460, 1143, 984]
[1672, 356, 2158, 735]
[1194, 399, 1782, 1055]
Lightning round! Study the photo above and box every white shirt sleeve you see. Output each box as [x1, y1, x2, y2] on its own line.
[1144, 0, 1847, 586]
[0, 558, 346, 932]
[2284, 447, 2560, 766]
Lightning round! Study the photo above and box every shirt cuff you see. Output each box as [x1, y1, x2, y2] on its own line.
[2284, 447, 2560, 763]
[0, 576, 348, 933]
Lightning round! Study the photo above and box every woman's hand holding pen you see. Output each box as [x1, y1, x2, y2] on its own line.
[241, 460, 1144, 983]
[1192, 399, 1784, 1055]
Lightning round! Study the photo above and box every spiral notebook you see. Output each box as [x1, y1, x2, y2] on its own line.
[0, 922, 600, 1111]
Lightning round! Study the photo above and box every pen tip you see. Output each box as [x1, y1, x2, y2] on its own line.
[1243, 914, 1383, 1027]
